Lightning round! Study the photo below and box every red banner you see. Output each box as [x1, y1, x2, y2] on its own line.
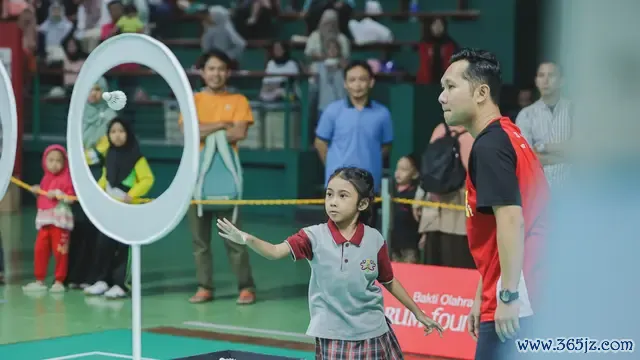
[382, 263, 480, 360]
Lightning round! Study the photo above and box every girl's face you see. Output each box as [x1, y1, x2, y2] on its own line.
[46, 150, 65, 174]
[394, 157, 417, 185]
[109, 122, 128, 147]
[273, 43, 284, 58]
[66, 39, 78, 54]
[88, 85, 102, 103]
[325, 176, 367, 224]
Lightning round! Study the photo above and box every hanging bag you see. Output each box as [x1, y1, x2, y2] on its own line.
[420, 121, 467, 194]
[193, 130, 243, 223]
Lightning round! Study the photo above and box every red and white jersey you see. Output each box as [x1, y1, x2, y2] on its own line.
[465, 117, 549, 322]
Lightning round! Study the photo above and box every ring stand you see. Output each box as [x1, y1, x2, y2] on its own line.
[66, 34, 199, 360]
[0, 60, 18, 199]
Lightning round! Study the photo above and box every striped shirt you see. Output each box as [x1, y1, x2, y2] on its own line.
[515, 98, 572, 187]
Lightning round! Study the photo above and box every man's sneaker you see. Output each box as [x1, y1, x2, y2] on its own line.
[84, 281, 109, 296]
[104, 285, 127, 299]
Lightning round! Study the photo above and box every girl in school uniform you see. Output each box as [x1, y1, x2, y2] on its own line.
[23, 145, 76, 292]
[217, 167, 444, 359]
[83, 118, 154, 299]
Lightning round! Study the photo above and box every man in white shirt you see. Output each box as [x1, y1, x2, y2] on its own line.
[516, 61, 572, 187]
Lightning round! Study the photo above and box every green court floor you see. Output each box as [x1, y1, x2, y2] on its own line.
[0, 207, 316, 358]
[0, 329, 314, 359]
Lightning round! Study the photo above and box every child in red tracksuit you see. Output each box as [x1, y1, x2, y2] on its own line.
[22, 144, 76, 293]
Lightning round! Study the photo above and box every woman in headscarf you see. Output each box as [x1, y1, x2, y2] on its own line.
[38, 2, 74, 63]
[303, 0, 354, 39]
[260, 41, 301, 101]
[201, 5, 246, 67]
[65, 77, 117, 290]
[415, 17, 459, 85]
[84, 77, 117, 152]
[304, 8, 350, 63]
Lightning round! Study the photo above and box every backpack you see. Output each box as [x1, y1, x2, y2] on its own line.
[420, 122, 467, 194]
[193, 130, 243, 223]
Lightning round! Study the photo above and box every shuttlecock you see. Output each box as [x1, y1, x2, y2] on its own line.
[102, 90, 127, 111]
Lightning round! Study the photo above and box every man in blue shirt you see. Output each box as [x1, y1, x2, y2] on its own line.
[314, 60, 393, 227]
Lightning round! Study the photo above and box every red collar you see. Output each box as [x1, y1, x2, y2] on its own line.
[490, 116, 510, 125]
[328, 220, 365, 246]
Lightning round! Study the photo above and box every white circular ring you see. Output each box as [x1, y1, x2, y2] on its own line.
[0, 61, 17, 199]
[67, 34, 199, 245]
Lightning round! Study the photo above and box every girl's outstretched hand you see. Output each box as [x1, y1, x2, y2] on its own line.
[217, 218, 248, 245]
[416, 312, 445, 337]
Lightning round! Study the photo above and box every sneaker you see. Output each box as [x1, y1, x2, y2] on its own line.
[84, 281, 109, 296]
[49, 282, 65, 293]
[104, 285, 127, 299]
[236, 289, 256, 305]
[79, 283, 90, 289]
[68, 283, 79, 289]
[189, 289, 213, 304]
[23, 281, 47, 292]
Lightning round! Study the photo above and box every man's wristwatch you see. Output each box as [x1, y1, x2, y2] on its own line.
[499, 289, 519, 304]
[534, 143, 546, 153]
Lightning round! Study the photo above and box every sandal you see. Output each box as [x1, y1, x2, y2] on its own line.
[189, 289, 213, 303]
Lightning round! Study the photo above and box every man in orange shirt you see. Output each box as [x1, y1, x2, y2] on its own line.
[179, 50, 256, 305]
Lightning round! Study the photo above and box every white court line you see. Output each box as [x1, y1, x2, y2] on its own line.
[42, 351, 157, 360]
[183, 321, 311, 340]
[93, 352, 157, 360]
[42, 352, 100, 360]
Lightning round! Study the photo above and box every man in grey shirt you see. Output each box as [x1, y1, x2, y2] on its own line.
[516, 61, 573, 187]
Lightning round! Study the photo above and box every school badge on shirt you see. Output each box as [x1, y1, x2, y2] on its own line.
[360, 259, 376, 273]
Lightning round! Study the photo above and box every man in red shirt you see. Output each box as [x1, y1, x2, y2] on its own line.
[438, 48, 549, 359]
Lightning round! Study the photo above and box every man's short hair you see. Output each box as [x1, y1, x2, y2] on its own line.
[450, 48, 502, 104]
[538, 60, 562, 76]
[197, 49, 232, 70]
[343, 60, 374, 78]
